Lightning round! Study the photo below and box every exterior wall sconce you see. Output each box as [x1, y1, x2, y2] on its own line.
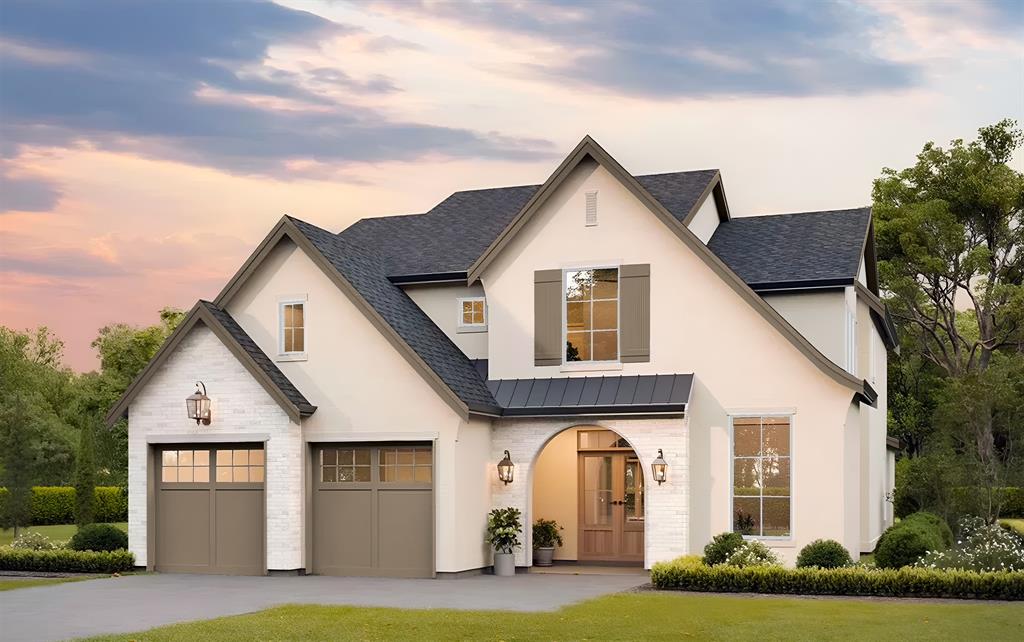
[497, 450, 514, 484]
[186, 381, 212, 425]
[651, 449, 668, 485]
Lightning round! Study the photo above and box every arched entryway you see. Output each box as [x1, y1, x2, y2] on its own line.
[532, 426, 645, 565]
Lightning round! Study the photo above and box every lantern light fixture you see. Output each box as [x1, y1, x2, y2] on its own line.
[651, 449, 668, 485]
[186, 381, 212, 425]
[497, 450, 514, 485]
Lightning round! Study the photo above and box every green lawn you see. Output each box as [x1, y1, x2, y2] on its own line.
[0, 522, 127, 547]
[86, 592, 1023, 641]
[0, 577, 90, 591]
[1002, 519, 1024, 536]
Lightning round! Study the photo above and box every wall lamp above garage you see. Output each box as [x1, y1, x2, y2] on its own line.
[651, 449, 668, 485]
[186, 381, 212, 425]
[497, 450, 514, 485]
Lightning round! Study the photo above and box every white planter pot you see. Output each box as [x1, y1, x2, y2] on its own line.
[493, 551, 515, 576]
[533, 547, 555, 567]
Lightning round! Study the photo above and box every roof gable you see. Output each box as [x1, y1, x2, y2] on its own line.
[106, 301, 315, 425]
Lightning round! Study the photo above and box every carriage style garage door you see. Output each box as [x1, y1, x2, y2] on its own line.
[312, 443, 433, 578]
[155, 444, 265, 575]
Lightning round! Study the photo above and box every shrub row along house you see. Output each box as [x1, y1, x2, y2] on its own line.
[107, 137, 898, 577]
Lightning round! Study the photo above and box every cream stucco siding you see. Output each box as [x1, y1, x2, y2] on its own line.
[532, 428, 579, 560]
[480, 159, 861, 562]
[858, 299, 889, 551]
[687, 193, 720, 244]
[224, 239, 488, 573]
[404, 283, 488, 360]
[762, 291, 847, 368]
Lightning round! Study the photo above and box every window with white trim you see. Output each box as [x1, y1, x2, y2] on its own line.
[457, 297, 487, 331]
[564, 267, 618, 362]
[732, 415, 791, 538]
[279, 301, 305, 354]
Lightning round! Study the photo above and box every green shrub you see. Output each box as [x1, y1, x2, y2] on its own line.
[0, 487, 128, 525]
[875, 524, 942, 569]
[797, 539, 853, 569]
[532, 519, 563, 549]
[11, 532, 62, 551]
[703, 532, 744, 566]
[649, 556, 1024, 600]
[903, 511, 954, 548]
[726, 541, 780, 568]
[68, 524, 128, 552]
[918, 516, 1024, 573]
[0, 547, 134, 573]
[486, 507, 522, 554]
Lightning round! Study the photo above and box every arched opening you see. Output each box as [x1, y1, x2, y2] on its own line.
[530, 425, 646, 566]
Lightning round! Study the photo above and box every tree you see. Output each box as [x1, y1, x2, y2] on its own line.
[0, 395, 38, 537]
[74, 416, 97, 527]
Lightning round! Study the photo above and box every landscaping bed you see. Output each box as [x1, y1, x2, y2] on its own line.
[0, 523, 134, 574]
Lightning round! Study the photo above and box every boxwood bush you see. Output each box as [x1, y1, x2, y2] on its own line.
[875, 511, 952, 569]
[703, 532, 744, 565]
[650, 556, 1024, 600]
[0, 547, 134, 573]
[68, 524, 129, 552]
[0, 487, 128, 525]
[796, 539, 853, 569]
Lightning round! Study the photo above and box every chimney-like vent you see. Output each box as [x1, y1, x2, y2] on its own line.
[585, 191, 598, 226]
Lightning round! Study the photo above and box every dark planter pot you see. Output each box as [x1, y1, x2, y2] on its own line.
[533, 547, 555, 567]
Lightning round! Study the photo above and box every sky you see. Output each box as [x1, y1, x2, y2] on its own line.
[1, 0, 1022, 372]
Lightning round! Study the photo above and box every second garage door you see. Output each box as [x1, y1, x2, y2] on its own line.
[312, 443, 433, 578]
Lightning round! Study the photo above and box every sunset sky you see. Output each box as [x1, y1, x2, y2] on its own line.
[1, 0, 1022, 371]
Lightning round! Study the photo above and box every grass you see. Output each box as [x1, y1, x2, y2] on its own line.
[0, 577, 90, 591]
[1001, 519, 1024, 536]
[85, 592, 1023, 641]
[0, 522, 127, 547]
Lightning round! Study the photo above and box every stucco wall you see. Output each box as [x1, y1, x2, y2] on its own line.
[532, 428, 579, 560]
[224, 239, 487, 572]
[762, 291, 847, 368]
[127, 324, 302, 570]
[404, 283, 488, 360]
[687, 193, 721, 244]
[858, 299, 889, 551]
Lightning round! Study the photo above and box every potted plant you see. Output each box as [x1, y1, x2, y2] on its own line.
[532, 519, 563, 567]
[486, 507, 522, 576]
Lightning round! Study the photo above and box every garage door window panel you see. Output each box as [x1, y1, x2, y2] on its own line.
[161, 449, 210, 484]
[216, 448, 265, 484]
[320, 447, 372, 484]
[379, 447, 432, 484]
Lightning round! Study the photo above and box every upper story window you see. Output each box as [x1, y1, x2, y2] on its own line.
[732, 415, 791, 539]
[279, 299, 305, 358]
[565, 267, 618, 362]
[457, 297, 487, 333]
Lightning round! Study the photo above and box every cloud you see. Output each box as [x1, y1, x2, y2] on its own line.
[0, 171, 62, 213]
[369, 0, 924, 98]
[0, 0, 555, 177]
[0, 249, 126, 278]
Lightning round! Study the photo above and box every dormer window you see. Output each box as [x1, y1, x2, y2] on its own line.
[278, 296, 307, 360]
[565, 267, 618, 362]
[457, 297, 487, 333]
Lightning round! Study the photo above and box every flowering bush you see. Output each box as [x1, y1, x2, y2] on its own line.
[917, 516, 1024, 573]
[486, 507, 522, 554]
[703, 532, 745, 565]
[726, 541, 781, 568]
[10, 531, 62, 551]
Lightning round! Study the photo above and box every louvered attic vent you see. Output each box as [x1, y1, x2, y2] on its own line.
[585, 191, 598, 226]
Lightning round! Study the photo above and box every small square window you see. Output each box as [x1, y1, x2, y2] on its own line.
[457, 297, 487, 330]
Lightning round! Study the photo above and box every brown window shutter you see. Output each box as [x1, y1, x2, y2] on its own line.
[534, 269, 562, 366]
[620, 264, 650, 363]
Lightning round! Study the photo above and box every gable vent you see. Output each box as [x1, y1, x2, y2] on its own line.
[585, 191, 598, 226]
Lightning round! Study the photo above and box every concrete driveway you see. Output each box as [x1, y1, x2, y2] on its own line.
[1, 572, 647, 641]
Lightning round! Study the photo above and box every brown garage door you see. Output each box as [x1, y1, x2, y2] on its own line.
[155, 444, 265, 575]
[312, 444, 433, 578]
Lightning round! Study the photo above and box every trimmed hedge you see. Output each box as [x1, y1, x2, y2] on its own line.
[796, 539, 853, 569]
[650, 558, 1024, 600]
[875, 511, 952, 570]
[69, 524, 129, 552]
[0, 487, 127, 525]
[0, 547, 135, 573]
[896, 486, 1024, 520]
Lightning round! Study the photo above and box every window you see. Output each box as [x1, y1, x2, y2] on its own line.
[732, 416, 791, 538]
[457, 297, 486, 331]
[379, 446, 432, 483]
[280, 301, 305, 355]
[161, 449, 209, 483]
[320, 447, 371, 483]
[215, 448, 265, 483]
[565, 267, 618, 362]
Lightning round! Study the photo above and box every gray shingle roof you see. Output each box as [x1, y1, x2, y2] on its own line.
[707, 207, 871, 289]
[199, 301, 316, 415]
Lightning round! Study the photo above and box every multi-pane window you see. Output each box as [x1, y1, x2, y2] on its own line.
[732, 416, 791, 538]
[379, 447, 432, 483]
[458, 297, 486, 329]
[280, 302, 305, 354]
[565, 268, 618, 362]
[320, 447, 371, 483]
[216, 448, 265, 483]
[161, 449, 210, 483]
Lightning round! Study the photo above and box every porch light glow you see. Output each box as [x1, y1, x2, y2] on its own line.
[186, 381, 212, 425]
[651, 449, 668, 485]
[497, 450, 514, 484]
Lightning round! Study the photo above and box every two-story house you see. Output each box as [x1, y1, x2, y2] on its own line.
[107, 136, 898, 577]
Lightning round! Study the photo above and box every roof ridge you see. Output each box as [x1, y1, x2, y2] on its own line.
[734, 206, 871, 220]
[635, 168, 719, 178]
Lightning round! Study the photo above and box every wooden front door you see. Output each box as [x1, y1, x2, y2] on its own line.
[577, 451, 645, 563]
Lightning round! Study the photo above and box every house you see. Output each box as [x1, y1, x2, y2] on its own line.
[107, 136, 899, 577]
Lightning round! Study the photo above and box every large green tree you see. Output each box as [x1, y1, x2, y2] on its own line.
[874, 119, 1024, 518]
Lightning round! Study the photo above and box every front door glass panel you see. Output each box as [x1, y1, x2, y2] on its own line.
[582, 455, 613, 525]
